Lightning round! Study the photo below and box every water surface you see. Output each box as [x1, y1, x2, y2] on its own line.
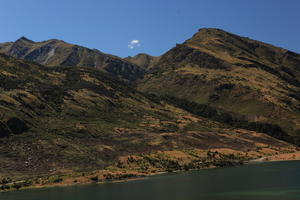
[1, 161, 300, 200]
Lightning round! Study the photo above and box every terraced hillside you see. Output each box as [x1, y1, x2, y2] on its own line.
[138, 28, 300, 136]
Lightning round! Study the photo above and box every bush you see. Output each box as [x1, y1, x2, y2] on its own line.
[0, 177, 11, 184]
[90, 176, 99, 182]
[0, 184, 10, 190]
[12, 183, 22, 190]
[53, 177, 63, 183]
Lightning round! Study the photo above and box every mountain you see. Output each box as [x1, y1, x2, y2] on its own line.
[0, 37, 144, 81]
[1, 29, 300, 190]
[125, 53, 159, 70]
[137, 28, 300, 136]
[0, 52, 297, 183]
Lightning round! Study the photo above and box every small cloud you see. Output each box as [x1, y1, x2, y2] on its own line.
[128, 39, 141, 49]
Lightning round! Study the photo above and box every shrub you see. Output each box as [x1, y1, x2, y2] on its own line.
[12, 183, 22, 190]
[90, 176, 99, 182]
[53, 177, 63, 183]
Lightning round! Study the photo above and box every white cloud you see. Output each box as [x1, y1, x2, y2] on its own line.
[128, 39, 141, 49]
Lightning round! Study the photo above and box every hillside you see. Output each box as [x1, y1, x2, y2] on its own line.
[125, 53, 159, 70]
[1, 29, 300, 190]
[0, 52, 298, 185]
[137, 28, 300, 136]
[0, 52, 193, 176]
[0, 37, 144, 81]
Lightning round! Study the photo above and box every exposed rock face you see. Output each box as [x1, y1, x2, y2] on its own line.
[0, 37, 144, 81]
[7, 37, 34, 58]
[138, 28, 300, 135]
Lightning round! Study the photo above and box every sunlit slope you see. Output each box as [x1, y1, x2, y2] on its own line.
[0, 53, 296, 177]
[138, 28, 300, 135]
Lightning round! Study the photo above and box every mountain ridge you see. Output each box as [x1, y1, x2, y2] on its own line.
[0, 37, 145, 82]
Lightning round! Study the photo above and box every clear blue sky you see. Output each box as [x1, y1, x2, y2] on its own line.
[0, 0, 299, 57]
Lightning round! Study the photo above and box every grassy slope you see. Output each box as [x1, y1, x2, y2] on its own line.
[137, 28, 300, 135]
[0, 53, 186, 176]
[0, 52, 297, 182]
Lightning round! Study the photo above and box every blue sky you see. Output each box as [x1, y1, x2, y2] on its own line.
[0, 0, 299, 57]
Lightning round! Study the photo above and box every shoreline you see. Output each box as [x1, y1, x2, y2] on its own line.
[248, 151, 300, 163]
[2, 151, 300, 193]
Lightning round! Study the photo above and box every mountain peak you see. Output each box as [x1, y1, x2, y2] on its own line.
[125, 53, 159, 70]
[198, 27, 226, 33]
[16, 36, 34, 43]
[186, 28, 237, 44]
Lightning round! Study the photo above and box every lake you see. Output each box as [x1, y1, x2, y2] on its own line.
[1, 161, 300, 200]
